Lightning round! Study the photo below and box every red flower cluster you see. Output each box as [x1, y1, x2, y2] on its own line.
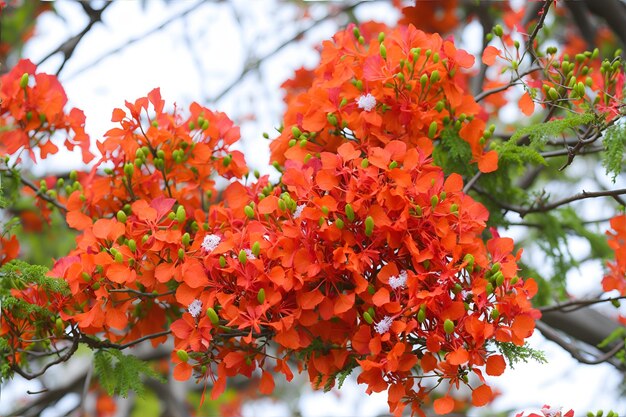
[0, 59, 92, 163]
[273, 24, 498, 174]
[2, 25, 541, 417]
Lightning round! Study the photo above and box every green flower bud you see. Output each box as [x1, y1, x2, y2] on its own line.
[178, 248, 185, 259]
[420, 74, 428, 88]
[365, 216, 374, 237]
[182, 233, 190, 246]
[388, 161, 398, 169]
[345, 204, 355, 221]
[327, 113, 338, 126]
[222, 154, 232, 167]
[238, 249, 247, 264]
[116, 210, 127, 223]
[378, 32, 385, 43]
[207, 307, 220, 324]
[82, 272, 91, 282]
[176, 349, 189, 362]
[428, 121, 438, 139]
[335, 218, 344, 229]
[19, 73, 29, 89]
[493, 24, 503, 37]
[363, 311, 374, 324]
[430, 195, 439, 209]
[124, 163, 134, 178]
[491, 309, 500, 320]
[128, 239, 137, 252]
[257, 288, 266, 304]
[548, 87, 559, 100]
[417, 306, 426, 323]
[244, 205, 254, 219]
[201, 119, 209, 130]
[291, 126, 302, 138]
[430, 70, 440, 83]
[361, 158, 369, 168]
[444, 319, 455, 334]
[176, 205, 186, 223]
[379, 43, 387, 59]
[115, 252, 124, 263]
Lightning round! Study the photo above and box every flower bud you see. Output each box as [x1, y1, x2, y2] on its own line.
[379, 43, 387, 59]
[335, 218, 344, 229]
[124, 163, 134, 178]
[222, 154, 232, 167]
[176, 349, 189, 362]
[128, 239, 137, 252]
[182, 232, 190, 246]
[364, 216, 374, 237]
[428, 121, 438, 139]
[115, 210, 127, 223]
[443, 319, 455, 334]
[361, 158, 369, 168]
[207, 307, 220, 324]
[219, 256, 227, 268]
[19, 73, 29, 89]
[362, 311, 374, 324]
[238, 249, 247, 264]
[257, 288, 266, 304]
[176, 205, 186, 223]
[345, 204, 355, 221]
[244, 205, 255, 219]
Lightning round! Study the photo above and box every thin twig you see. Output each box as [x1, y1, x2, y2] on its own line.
[477, 187, 626, 218]
[540, 295, 626, 313]
[207, 1, 369, 103]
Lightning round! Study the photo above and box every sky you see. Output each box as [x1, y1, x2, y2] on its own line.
[2, 1, 625, 416]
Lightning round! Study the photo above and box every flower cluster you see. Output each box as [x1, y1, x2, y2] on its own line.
[0, 59, 92, 163]
[272, 23, 499, 174]
[1, 25, 542, 417]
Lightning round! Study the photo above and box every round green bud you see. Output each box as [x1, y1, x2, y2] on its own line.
[116, 210, 127, 223]
[176, 205, 186, 223]
[219, 256, 227, 268]
[428, 121, 438, 139]
[238, 249, 247, 264]
[335, 218, 344, 229]
[257, 288, 266, 304]
[345, 204, 355, 221]
[443, 319, 455, 334]
[364, 216, 374, 237]
[182, 233, 190, 246]
[244, 205, 255, 219]
[207, 307, 220, 324]
[363, 311, 374, 324]
[128, 239, 137, 252]
[176, 350, 189, 362]
[361, 158, 369, 168]
[19, 73, 29, 89]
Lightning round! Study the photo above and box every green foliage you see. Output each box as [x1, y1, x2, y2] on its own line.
[494, 341, 547, 369]
[510, 112, 597, 145]
[93, 349, 164, 398]
[433, 128, 476, 177]
[323, 360, 356, 392]
[602, 122, 626, 182]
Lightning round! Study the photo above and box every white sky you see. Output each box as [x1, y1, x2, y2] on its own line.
[2, 1, 625, 416]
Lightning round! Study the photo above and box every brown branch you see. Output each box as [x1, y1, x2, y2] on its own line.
[540, 295, 626, 313]
[207, 1, 370, 103]
[536, 320, 625, 368]
[64, 1, 207, 81]
[1, 164, 67, 212]
[37, 2, 113, 76]
[79, 329, 172, 350]
[522, 0, 554, 64]
[478, 187, 626, 218]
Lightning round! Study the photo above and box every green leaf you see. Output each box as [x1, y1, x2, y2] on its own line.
[602, 122, 626, 183]
[93, 349, 164, 398]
